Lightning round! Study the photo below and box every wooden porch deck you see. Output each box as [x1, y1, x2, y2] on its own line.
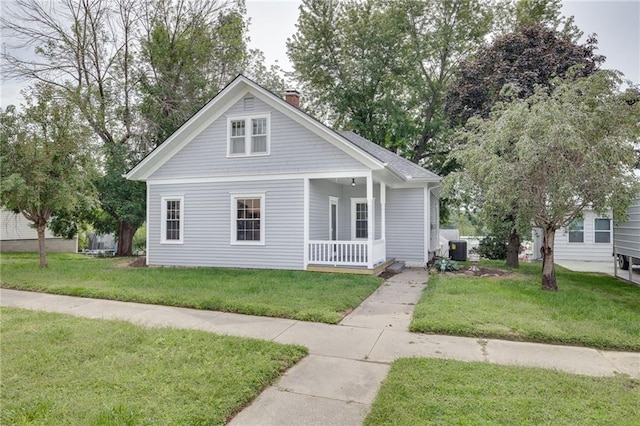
[306, 258, 395, 275]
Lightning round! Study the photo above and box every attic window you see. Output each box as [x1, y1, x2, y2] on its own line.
[227, 114, 270, 157]
[244, 97, 254, 110]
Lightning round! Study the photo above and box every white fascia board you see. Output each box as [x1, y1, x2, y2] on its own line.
[386, 179, 442, 190]
[147, 170, 373, 185]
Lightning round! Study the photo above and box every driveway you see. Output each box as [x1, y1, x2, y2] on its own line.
[555, 259, 640, 285]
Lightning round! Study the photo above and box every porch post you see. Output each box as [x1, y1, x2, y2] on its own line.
[303, 178, 309, 270]
[367, 172, 374, 269]
[380, 183, 386, 242]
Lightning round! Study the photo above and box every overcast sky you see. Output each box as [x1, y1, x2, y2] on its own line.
[1, 0, 639, 108]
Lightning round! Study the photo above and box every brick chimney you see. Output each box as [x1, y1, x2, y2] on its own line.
[284, 89, 300, 108]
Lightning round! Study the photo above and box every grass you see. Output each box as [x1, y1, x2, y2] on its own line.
[365, 358, 640, 425]
[0, 307, 307, 425]
[411, 261, 640, 351]
[0, 253, 381, 324]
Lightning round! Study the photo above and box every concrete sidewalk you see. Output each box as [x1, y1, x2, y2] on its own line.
[1, 268, 639, 425]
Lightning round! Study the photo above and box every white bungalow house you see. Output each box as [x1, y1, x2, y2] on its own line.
[125, 75, 441, 273]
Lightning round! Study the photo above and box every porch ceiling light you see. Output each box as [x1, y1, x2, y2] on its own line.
[351, 178, 356, 187]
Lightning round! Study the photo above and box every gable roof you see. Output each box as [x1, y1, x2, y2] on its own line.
[125, 74, 440, 185]
[340, 131, 440, 182]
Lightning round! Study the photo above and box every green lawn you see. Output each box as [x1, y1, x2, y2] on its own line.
[411, 261, 640, 351]
[0, 253, 381, 323]
[365, 358, 640, 425]
[1, 307, 307, 425]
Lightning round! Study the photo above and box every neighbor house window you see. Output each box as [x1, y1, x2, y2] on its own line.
[351, 198, 373, 240]
[227, 115, 270, 156]
[161, 196, 184, 244]
[231, 193, 265, 245]
[568, 218, 584, 243]
[594, 218, 611, 243]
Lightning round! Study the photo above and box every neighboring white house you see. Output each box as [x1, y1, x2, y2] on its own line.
[0, 209, 78, 253]
[125, 75, 441, 273]
[532, 209, 613, 262]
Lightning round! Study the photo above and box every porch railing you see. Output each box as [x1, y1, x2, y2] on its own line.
[373, 239, 386, 265]
[308, 239, 385, 267]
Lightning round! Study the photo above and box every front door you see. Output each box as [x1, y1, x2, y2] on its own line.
[329, 197, 339, 241]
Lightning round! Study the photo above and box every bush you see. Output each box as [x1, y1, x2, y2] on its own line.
[477, 235, 508, 260]
[432, 258, 460, 272]
[133, 225, 146, 255]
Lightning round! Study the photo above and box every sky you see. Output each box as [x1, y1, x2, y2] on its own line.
[1, 0, 639, 108]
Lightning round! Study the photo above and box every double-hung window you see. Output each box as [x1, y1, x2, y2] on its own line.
[568, 218, 584, 243]
[228, 115, 270, 157]
[231, 193, 265, 245]
[594, 218, 611, 243]
[161, 196, 184, 244]
[351, 198, 373, 240]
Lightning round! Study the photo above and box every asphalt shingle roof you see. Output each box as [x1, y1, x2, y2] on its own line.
[339, 131, 440, 182]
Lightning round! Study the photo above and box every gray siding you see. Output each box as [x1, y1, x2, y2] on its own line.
[150, 96, 365, 180]
[308, 180, 383, 241]
[309, 180, 342, 240]
[386, 188, 425, 265]
[615, 197, 640, 258]
[554, 210, 613, 262]
[148, 179, 304, 269]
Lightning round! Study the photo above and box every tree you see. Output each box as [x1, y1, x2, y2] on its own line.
[138, 0, 249, 147]
[1, 0, 254, 256]
[454, 71, 640, 290]
[446, 23, 603, 126]
[0, 84, 95, 267]
[445, 22, 604, 267]
[287, 0, 492, 167]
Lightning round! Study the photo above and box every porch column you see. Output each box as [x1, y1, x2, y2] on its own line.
[367, 172, 374, 269]
[303, 178, 309, 270]
[380, 182, 386, 242]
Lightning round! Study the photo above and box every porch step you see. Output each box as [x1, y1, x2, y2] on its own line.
[387, 261, 405, 273]
[378, 261, 405, 278]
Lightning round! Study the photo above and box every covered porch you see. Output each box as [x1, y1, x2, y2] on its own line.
[303, 172, 389, 272]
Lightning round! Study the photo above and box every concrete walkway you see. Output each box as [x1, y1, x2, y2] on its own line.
[1, 268, 639, 425]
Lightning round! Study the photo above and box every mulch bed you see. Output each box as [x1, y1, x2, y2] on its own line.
[438, 266, 513, 278]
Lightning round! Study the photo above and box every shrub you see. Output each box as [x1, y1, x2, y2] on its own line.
[432, 258, 460, 272]
[133, 225, 146, 255]
[477, 235, 508, 260]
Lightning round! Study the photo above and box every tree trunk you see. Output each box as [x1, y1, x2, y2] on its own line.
[115, 220, 136, 257]
[505, 228, 520, 268]
[36, 221, 47, 268]
[541, 227, 558, 291]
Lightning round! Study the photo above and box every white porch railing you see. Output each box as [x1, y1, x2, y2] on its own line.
[308, 239, 385, 267]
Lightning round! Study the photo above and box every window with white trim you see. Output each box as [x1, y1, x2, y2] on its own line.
[231, 193, 265, 245]
[227, 115, 270, 156]
[351, 198, 373, 240]
[594, 218, 611, 243]
[161, 196, 184, 244]
[568, 218, 584, 243]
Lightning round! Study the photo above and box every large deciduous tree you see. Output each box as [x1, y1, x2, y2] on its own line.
[287, 0, 491, 169]
[138, 0, 249, 147]
[445, 22, 603, 267]
[454, 71, 640, 290]
[0, 84, 95, 267]
[1, 0, 254, 256]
